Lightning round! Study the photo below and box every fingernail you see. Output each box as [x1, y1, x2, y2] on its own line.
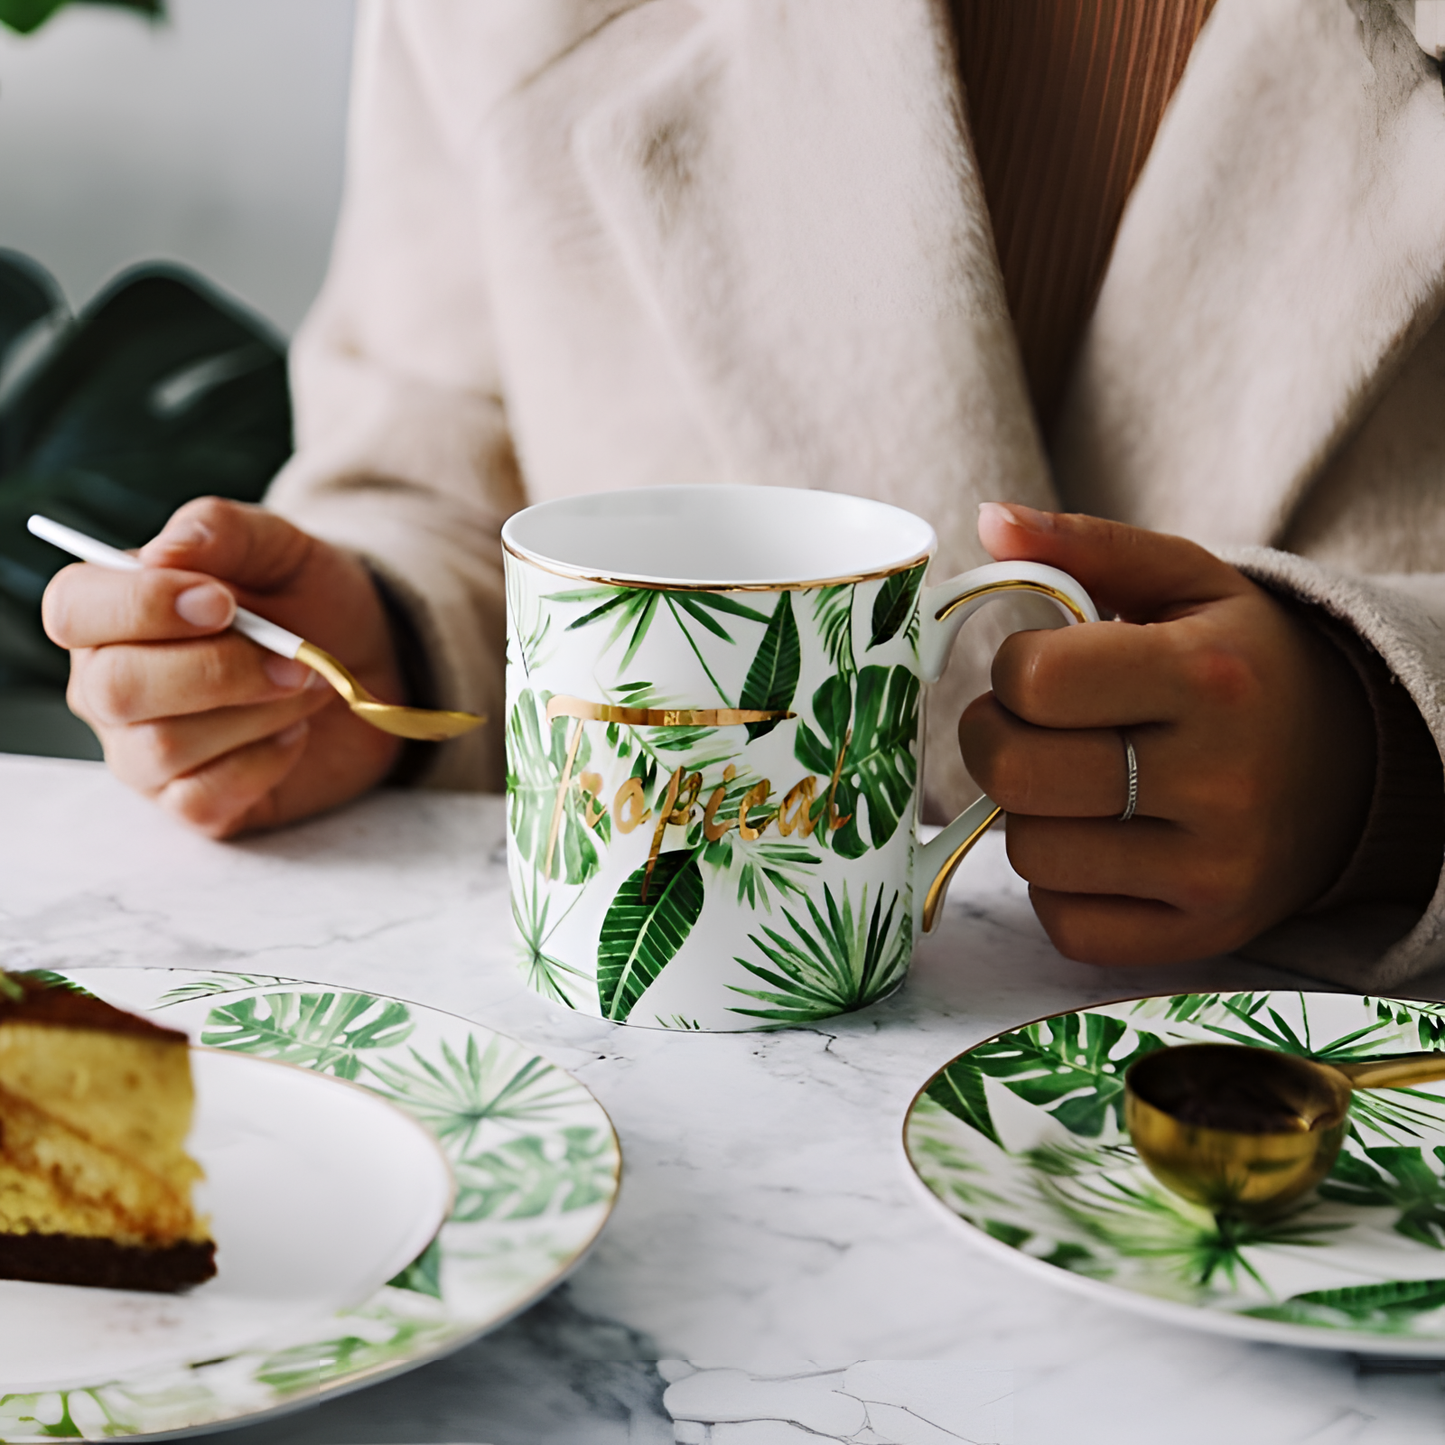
[264, 655, 311, 690]
[175, 583, 235, 629]
[275, 719, 309, 748]
[979, 501, 1052, 532]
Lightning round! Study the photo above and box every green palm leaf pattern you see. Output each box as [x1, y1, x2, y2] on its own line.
[1245, 1277, 1445, 1330]
[795, 664, 920, 858]
[10, 968, 93, 997]
[506, 688, 612, 886]
[1367, 995, 1445, 1051]
[365, 1034, 573, 1154]
[729, 882, 909, 1024]
[1196, 990, 1398, 1061]
[738, 591, 800, 739]
[868, 563, 924, 649]
[452, 1125, 616, 1221]
[813, 583, 856, 677]
[512, 871, 588, 1008]
[1317, 1145, 1445, 1247]
[201, 991, 413, 1080]
[550, 583, 768, 698]
[1041, 1172, 1341, 1290]
[931, 1013, 1167, 1139]
[255, 1318, 451, 1393]
[506, 559, 553, 676]
[700, 835, 819, 912]
[155, 973, 290, 1007]
[596, 851, 706, 1022]
[386, 1236, 443, 1298]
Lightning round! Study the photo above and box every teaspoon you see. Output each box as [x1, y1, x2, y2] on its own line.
[28, 514, 485, 743]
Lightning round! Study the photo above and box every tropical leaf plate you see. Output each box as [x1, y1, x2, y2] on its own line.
[903, 990, 1445, 1355]
[0, 968, 620, 1440]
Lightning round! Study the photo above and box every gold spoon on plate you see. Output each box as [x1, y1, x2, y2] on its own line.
[28, 515, 485, 743]
[1125, 1042, 1445, 1219]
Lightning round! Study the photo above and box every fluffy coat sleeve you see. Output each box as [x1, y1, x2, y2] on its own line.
[264, 1, 525, 791]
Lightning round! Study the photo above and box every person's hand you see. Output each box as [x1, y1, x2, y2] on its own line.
[43, 497, 405, 838]
[958, 503, 1376, 966]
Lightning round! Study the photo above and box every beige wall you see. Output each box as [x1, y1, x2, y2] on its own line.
[0, 0, 354, 334]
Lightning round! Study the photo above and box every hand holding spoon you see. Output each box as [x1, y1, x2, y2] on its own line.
[1125, 1042, 1445, 1219]
[28, 514, 485, 743]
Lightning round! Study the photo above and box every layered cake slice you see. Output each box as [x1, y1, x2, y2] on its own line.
[0, 972, 215, 1291]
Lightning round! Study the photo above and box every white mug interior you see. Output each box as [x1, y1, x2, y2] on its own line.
[502, 485, 937, 586]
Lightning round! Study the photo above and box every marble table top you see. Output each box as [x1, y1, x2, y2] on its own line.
[6, 753, 1445, 1445]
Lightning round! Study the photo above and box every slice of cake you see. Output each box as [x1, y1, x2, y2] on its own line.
[0, 971, 215, 1291]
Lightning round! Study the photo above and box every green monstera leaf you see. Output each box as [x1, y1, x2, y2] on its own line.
[597, 850, 705, 1022]
[452, 1125, 616, 1221]
[200, 990, 413, 1081]
[506, 689, 612, 886]
[794, 663, 920, 858]
[869, 563, 925, 649]
[738, 591, 800, 739]
[930, 1013, 1167, 1141]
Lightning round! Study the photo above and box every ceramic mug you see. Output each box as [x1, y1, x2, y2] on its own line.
[502, 486, 1096, 1031]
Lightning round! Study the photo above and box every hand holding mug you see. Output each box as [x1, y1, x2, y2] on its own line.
[960, 504, 1376, 966]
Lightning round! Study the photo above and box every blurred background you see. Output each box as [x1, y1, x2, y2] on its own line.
[0, 0, 355, 758]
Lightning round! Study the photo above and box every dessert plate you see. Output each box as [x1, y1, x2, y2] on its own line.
[904, 990, 1445, 1356]
[0, 968, 621, 1441]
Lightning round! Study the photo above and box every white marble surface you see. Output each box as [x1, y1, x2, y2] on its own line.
[7, 754, 1445, 1444]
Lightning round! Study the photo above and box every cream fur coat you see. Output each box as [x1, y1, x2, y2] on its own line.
[267, 0, 1445, 989]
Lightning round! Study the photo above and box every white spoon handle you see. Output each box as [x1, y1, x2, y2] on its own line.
[26, 514, 304, 661]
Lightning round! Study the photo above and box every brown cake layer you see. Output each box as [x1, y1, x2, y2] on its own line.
[0, 1232, 216, 1292]
[0, 973, 185, 1043]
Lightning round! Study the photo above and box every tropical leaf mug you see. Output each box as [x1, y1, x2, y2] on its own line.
[502, 485, 1096, 1030]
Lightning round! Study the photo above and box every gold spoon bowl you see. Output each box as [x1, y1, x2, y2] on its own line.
[1125, 1042, 1445, 1219]
[293, 641, 484, 742]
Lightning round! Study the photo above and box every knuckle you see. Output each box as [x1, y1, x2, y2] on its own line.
[1176, 635, 1259, 709]
[172, 495, 234, 531]
[158, 776, 245, 839]
[140, 720, 191, 778]
[83, 651, 142, 724]
[995, 640, 1060, 722]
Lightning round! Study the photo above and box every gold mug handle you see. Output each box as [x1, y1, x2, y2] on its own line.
[915, 561, 1099, 934]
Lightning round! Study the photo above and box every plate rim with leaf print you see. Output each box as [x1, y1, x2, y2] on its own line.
[0, 967, 621, 1442]
[902, 989, 1445, 1356]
